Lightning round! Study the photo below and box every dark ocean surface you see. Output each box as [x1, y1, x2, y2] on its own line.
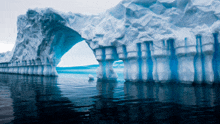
[0, 67, 220, 124]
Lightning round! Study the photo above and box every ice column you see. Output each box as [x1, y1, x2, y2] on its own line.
[13, 62, 17, 74]
[1, 64, 2, 73]
[151, 40, 171, 83]
[3, 64, 5, 73]
[0, 64, 2, 73]
[19, 61, 24, 74]
[11, 62, 15, 74]
[24, 61, 28, 75]
[28, 60, 34, 75]
[0, 64, 3, 73]
[33, 60, 38, 75]
[18, 61, 22, 74]
[8, 63, 12, 74]
[215, 33, 220, 82]
[105, 47, 118, 80]
[1, 63, 4, 73]
[37, 59, 43, 76]
[43, 58, 52, 76]
[1, 64, 3, 73]
[95, 48, 106, 80]
[1, 65, 3, 73]
[95, 47, 118, 80]
[0, 63, 7, 73]
[11, 62, 14, 74]
[17, 62, 19, 74]
[17, 61, 21, 74]
[26, 60, 31, 75]
[201, 33, 214, 84]
[1, 64, 4, 73]
[141, 42, 153, 82]
[5, 63, 9, 73]
[175, 37, 197, 84]
[117, 45, 129, 81]
[126, 44, 142, 82]
[194, 36, 203, 84]
[51, 65, 58, 76]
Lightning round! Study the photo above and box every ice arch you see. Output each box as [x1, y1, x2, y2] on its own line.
[0, 9, 121, 81]
[0, 9, 87, 76]
[57, 41, 98, 67]
[2, 0, 220, 84]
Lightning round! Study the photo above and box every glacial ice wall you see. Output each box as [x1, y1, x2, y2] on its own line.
[1, 0, 220, 84]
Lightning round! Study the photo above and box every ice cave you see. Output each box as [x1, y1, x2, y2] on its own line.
[1, 0, 220, 84]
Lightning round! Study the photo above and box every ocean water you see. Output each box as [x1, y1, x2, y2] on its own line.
[0, 68, 220, 124]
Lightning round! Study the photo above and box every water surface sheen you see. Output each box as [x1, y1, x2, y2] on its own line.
[0, 72, 220, 124]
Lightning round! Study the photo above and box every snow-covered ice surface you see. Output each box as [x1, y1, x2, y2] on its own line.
[1, 0, 220, 83]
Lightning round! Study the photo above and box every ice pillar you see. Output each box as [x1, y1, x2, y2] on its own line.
[43, 58, 51, 76]
[17, 61, 21, 74]
[194, 36, 203, 84]
[19, 61, 24, 74]
[37, 59, 43, 76]
[8, 63, 12, 74]
[105, 47, 118, 80]
[151, 40, 171, 83]
[214, 33, 220, 82]
[5, 63, 9, 73]
[175, 37, 197, 84]
[201, 33, 214, 84]
[29, 60, 35, 75]
[0, 64, 1, 73]
[126, 44, 142, 82]
[95, 48, 106, 80]
[0, 63, 7, 73]
[13, 62, 17, 74]
[23, 61, 28, 75]
[1, 63, 4, 73]
[51, 65, 58, 76]
[117, 46, 129, 81]
[16, 62, 18, 74]
[19, 61, 22, 74]
[33, 60, 38, 75]
[11, 63, 15, 74]
[42, 58, 58, 76]
[141, 42, 153, 82]
[95, 47, 118, 80]
[26, 60, 30, 75]
[43, 64, 51, 76]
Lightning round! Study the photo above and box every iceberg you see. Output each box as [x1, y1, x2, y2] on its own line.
[0, 0, 220, 84]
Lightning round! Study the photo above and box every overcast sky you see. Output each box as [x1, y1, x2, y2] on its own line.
[0, 0, 120, 66]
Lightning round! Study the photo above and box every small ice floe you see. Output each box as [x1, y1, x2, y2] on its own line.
[88, 74, 94, 81]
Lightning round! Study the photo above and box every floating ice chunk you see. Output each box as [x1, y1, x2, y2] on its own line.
[88, 74, 94, 81]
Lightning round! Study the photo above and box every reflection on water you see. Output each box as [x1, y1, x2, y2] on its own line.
[0, 78, 14, 124]
[0, 73, 220, 123]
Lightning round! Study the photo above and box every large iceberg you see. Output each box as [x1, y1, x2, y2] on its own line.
[1, 0, 220, 84]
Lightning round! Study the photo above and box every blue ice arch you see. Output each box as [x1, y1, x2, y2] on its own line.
[1, 0, 220, 84]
